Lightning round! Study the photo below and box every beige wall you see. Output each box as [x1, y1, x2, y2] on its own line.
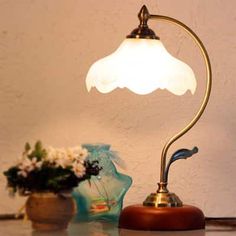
[0, 0, 235, 217]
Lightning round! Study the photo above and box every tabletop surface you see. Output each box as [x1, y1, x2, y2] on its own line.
[0, 220, 236, 236]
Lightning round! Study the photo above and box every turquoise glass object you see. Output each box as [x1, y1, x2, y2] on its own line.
[73, 144, 132, 222]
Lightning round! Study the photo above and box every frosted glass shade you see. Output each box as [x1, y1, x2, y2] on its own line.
[86, 39, 196, 95]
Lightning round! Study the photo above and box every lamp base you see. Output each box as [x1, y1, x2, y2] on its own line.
[119, 204, 205, 231]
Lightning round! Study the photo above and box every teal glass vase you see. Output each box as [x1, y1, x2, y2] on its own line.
[72, 144, 132, 222]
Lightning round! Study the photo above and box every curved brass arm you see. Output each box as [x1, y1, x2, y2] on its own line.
[148, 15, 212, 184]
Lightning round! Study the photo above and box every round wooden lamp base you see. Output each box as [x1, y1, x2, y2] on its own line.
[119, 204, 205, 231]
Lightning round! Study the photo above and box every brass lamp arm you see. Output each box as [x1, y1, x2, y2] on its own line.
[148, 14, 212, 183]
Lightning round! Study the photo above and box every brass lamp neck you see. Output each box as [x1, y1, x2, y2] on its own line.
[131, 6, 212, 185]
[157, 182, 168, 193]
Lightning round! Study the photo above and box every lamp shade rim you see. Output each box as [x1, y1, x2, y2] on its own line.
[86, 38, 197, 96]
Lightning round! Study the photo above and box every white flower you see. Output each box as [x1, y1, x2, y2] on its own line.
[72, 161, 86, 178]
[17, 170, 28, 178]
[46, 146, 58, 163]
[45, 146, 88, 169]
[66, 148, 77, 162]
[55, 148, 72, 168]
[17, 157, 42, 177]
[72, 146, 88, 162]
[55, 157, 71, 168]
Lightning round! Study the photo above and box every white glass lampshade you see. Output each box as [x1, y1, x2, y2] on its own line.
[86, 39, 196, 96]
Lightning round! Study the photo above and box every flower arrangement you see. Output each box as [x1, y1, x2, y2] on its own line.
[4, 141, 101, 195]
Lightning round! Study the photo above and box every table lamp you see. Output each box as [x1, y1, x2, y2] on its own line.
[85, 5, 212, 231]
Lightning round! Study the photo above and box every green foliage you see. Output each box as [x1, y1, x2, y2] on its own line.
[27, 140, 47, 161]
[24, 142, 31, 152]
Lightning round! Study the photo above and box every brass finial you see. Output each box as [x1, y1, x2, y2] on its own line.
[138, 5, 150, 26]
[126, 5, 159, 39]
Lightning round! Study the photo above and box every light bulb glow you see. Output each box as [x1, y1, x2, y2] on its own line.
[86, 39, 197, 96]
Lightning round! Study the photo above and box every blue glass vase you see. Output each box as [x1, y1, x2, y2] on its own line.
[73, 144, 132, 222]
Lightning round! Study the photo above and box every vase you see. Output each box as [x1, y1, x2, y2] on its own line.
[26, 192, 76, 231]
[73, 144, 132, 222]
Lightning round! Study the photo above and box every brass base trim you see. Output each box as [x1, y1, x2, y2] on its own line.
[143, 192, 183, 207]
[143, 182, 182, 207]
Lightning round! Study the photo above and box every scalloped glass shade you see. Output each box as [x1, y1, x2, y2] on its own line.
[86, 39, 196, 95]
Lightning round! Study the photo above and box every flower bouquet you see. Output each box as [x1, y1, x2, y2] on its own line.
[4, 141, 101, 230]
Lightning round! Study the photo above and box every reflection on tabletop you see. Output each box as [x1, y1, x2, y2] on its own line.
[1, 220, 236, 236]
[69, 222, 236, 236]
[68, 222, 235, 236]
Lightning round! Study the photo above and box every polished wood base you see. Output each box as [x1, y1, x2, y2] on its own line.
[119, 204, 205, 231]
